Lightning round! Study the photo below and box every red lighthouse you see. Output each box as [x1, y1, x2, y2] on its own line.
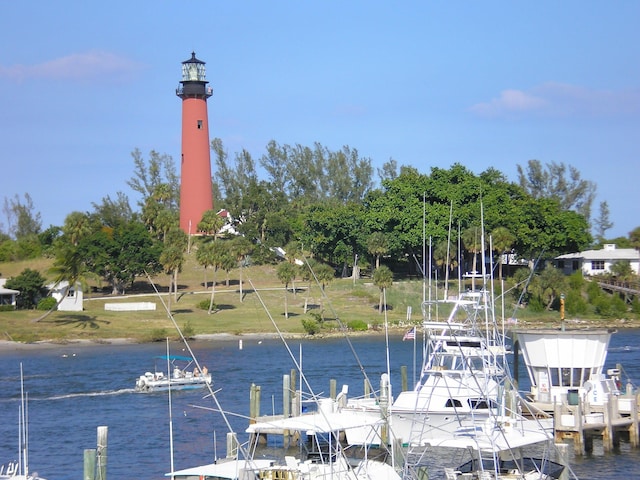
[176, 52, 213, 235]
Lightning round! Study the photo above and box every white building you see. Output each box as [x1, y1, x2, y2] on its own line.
[0, 279, 20, 307]
[47, 281, 84, 312]
[555, 244, 640, 276]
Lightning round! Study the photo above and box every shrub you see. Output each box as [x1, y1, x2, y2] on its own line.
[301, 317, 320, 335]
[148, 328, 169, 342]
[347, 319, 368, 331]
[197, 299, 216, 310]
[182, 321, 195, 338]
[37, 297, 57, 311]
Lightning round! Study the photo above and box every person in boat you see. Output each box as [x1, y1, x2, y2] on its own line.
[202, 365, 208, 376]
[193, 367, 200, 377]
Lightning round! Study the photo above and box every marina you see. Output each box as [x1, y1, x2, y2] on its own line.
[0, 331, 639, 480]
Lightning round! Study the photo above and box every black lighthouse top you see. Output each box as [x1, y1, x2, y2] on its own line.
[176, 52, 212, 99]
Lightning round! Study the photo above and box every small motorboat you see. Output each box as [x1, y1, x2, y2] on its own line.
[135, 354, 211, 392]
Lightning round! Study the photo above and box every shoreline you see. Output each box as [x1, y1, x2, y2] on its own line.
[1, 317, 636, 352]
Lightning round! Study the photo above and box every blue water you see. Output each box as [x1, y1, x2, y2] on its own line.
[0, 330, 639, 480]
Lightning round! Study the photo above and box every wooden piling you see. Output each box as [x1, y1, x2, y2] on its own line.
[84, 449, 96, 480]
[283, 375, 291, 446]
[630, 393, 639, 448]
[555, 443, 569, 480]
[96, 426, 107, 480]
[401, 366, 408, 392]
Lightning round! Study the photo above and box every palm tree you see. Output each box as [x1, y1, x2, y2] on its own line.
[197, 210, 225, 238]
[491, 226, 515, 280]
[195, 240, 215, 288]
[34, 244, 93, 322]
[314, 262, 335, 321]
[462, 226, 483, 291]
[62, 211, 92, 246]
[196, 240, 230, 313]
[277, 262, 297, 319]
[160, 227, 188, 308]
[300, 257, 318, 313]
[373, 265, 394, 313]
[367, 232, 389, 271]
[433, 239, 457, 295]
[283, 240, 303, 295]
[229, 236, 254, 302]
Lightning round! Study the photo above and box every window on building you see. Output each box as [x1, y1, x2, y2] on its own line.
[197, 120, 203, 129]
[591, 260, 605, 271]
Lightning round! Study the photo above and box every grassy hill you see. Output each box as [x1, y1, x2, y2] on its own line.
[0, 253, 619, 344]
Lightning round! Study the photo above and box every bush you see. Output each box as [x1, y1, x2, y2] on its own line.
[565, 290, 588, 316]
[347, 319, 368, 331]
[301, 317, 320, 335]
[148, 328, 169, 342]
[37, 297, 57, 311]
[182, 321, 195, 338]
[197, 299, 216, 311]
[527, 296, 545, 313]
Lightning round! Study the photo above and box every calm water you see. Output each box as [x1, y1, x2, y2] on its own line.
[1, 330, 639, 480]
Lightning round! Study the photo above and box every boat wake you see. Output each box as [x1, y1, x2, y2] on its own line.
[609, 345, 640, 353]
[46, 388, 136, 400]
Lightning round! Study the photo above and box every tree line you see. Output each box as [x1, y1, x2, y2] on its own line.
[2, 139, 640, 317]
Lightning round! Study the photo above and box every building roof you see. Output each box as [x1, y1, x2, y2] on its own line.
[0, 287, 20, 295]
[556, 247, 640, 261]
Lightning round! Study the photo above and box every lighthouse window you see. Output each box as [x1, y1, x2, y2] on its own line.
[197, 120, 203, 129]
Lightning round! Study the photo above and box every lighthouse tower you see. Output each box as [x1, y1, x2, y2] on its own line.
[176, 52, 213, 235]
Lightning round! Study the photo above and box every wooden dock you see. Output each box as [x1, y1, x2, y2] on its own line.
[533, 391, 640, 455]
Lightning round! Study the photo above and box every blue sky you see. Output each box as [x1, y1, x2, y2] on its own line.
[1, 1, 638, 239]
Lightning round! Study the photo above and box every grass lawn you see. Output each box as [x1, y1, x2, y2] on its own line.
[0, 253, 609, 344]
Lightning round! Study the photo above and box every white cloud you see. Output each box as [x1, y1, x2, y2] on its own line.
[0, 51, 145, 83]
[470, 82, 640, 118]
[470, 89, 547, 117]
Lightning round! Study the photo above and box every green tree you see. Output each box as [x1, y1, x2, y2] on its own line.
[196, 240, 232, 313]
[516, 159, 596, 223]
[433, 239, 457, 290]
[491, 226, 515, 280]
[159, 227, 188, 307]
[529, 264, 567, 311]
[594, 201, 613, 243]
[36, 243, 95, 322]
[367, 232, 389, 270]
[197, 210, 225, 238]
[5, 268, 46, 309]
[276, 261, 297, 319]
[3, 193, 42, 239]
[373, 265, 394, 313]
[461, 226, 483, 291]
[79, 221, 162, 294]
[62, 211, 93, 246]
[283, 240, 303, 295]
[91, 192, 135, 228]
[228, 236, 254, 302]
[127, 149, 179, 211]
[610, 261, 634, 282]
[312, 262, 334, 291]
[629, 227, 640, 250]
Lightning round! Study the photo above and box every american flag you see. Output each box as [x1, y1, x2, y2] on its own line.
[403, 327, 416, 341]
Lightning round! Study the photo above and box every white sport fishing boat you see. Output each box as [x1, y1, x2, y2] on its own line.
[342, 289, 509, 446]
